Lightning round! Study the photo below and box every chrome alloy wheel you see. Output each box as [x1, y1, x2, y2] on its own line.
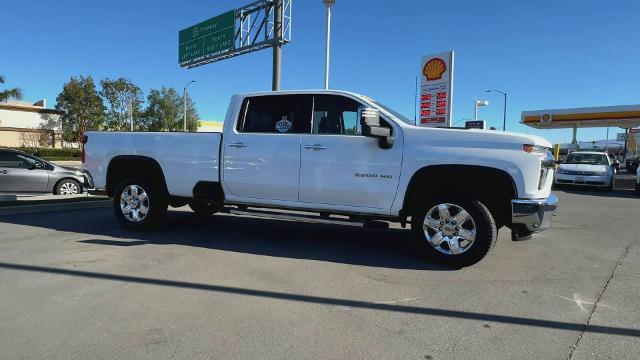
[59, 182, 79, 195]
[423, 203, 477, 255]
[120, 185, 149, 222]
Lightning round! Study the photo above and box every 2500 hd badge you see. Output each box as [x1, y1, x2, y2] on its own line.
[355, 173, 393, 179]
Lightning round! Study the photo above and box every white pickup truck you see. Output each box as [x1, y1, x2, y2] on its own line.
[83, 90, 558, 266]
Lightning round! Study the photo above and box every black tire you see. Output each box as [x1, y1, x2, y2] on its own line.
[188, 201, 221, 216]
[55, 179, 82, 195]
[411, 195, 498, 267]
[113, 178, 167, 231]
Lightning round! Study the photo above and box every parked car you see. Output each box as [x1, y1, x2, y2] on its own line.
[607, 153, 620, 171]
[626, 155, 639, 174]
[636, 167, 640, 194]
[83, 90, 558, 267]
[0, 148, 92, 195]
[555, 151, 615, 190]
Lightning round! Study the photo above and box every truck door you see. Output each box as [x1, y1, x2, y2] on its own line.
[298, 94, 402, 210]
[222, 94, 311, 201]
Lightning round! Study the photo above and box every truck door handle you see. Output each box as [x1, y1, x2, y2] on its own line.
[304, 144, 327, 150]
[0, 170, 9, 174]
[228, 142, 247, 148]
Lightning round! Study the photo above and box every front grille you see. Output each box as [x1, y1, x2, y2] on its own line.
[560, 170, 602, 176]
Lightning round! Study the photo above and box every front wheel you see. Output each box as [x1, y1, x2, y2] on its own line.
[411, 196, 497, 267]
[56, 179, 81, 195]
[113, 178, 167, 231]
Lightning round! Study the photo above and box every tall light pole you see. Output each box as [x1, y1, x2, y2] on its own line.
[474, 98, 489, 121]
[127, 99, 133, 131]
[486, 89, 507, 131]
[323, 0, 335, 90]
[183, 80, 196, 132]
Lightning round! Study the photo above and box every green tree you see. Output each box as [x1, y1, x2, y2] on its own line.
[0, 75, 23, 102]
[55, 76, 105, 145]
[141, 87, 199, 132]
[100, 78, 143, 131]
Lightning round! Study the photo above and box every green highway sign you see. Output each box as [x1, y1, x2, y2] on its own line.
[179, 10, 235, 65]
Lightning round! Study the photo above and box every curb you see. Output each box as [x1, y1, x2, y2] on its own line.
[0, 200, 112, 216]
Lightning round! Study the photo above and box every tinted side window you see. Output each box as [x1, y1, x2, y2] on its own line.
[240, 95, 311, 134]
[0, 151, 32, 168]
[312, 95, 362, 135]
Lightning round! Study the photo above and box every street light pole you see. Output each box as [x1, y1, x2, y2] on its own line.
[183, 80, 196, 132]
[323, 0, 335, 90]
[474, 98, 489, 121]
[486, 89, 507, 131]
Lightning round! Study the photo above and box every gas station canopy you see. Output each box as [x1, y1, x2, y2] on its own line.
[521, 105, 640, 129]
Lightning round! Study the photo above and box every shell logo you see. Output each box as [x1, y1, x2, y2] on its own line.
[423, 58, 447, 81]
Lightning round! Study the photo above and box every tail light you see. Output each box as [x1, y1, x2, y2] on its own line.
[81, 134, 88, 163]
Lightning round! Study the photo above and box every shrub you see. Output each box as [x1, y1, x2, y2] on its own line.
[15, 147, 81, 159]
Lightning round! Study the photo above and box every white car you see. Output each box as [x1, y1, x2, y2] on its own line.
[83, 89, 558, 267]
[555, 151, 615, 190]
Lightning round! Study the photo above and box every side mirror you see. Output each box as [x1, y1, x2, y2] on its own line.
[31, 161, 44, 170]
[360, 107, 394, 149]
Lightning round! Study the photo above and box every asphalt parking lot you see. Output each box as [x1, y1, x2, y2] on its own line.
[1, 188, 639, 359]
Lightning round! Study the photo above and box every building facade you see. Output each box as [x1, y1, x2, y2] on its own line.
[0, 100, 64, 148]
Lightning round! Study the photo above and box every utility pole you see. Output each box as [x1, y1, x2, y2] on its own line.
[323, 0, 335, 89]
[272, 0, 283, 91]
[183, 80, 196, 132]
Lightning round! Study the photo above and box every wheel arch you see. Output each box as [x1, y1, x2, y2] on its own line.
[401, 165, 518, 228]
[106, 155, 168, 197]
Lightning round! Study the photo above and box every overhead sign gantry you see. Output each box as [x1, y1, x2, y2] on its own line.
[178, 0, 292, 90]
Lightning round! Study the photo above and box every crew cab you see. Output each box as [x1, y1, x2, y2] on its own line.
[83, 90, 558, 267]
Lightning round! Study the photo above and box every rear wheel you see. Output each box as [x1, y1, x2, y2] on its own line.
[411, 195, 497, 267]
[113, 178, 167, 230]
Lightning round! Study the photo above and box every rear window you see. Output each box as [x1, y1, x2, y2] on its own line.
[238, 95, 311, 134]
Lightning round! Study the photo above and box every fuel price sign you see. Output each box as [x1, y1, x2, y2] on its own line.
[418, 51, 454, 127]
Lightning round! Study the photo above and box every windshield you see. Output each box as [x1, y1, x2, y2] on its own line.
[563, 153, 609, 165]
[370, 100, 415, 125]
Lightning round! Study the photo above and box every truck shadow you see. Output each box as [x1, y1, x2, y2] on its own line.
[3, 208, 451, 271]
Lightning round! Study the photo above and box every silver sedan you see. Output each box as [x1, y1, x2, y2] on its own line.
[0, 148, 92, 195]
[555, 151, 615, 190]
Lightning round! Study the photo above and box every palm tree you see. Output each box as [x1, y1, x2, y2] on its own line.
[0, 75, 23, 102]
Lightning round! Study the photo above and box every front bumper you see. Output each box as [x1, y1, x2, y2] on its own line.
[555, 173, 611, 187]
[81, 170, 95, 190]
[511, 193, 558, 232]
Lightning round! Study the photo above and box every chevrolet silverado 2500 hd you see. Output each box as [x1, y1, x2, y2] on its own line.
[83, 90, 558, 266]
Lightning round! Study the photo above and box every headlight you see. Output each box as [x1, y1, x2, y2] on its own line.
[522, 144, 547, 154]
[595, 170, 609, 176]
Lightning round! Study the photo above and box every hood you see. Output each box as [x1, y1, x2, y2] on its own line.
[55, 165, 85, 175]
[403, 126, 552, 150]
[559, 164, 609, 173]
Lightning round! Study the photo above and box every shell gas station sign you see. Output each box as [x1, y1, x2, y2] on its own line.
[418, 51, 454, 127]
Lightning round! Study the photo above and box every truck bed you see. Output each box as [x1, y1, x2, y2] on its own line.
[83, 132, 221, 197]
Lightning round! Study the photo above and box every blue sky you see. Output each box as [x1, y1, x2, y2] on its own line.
[1, 0, 639, 144]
